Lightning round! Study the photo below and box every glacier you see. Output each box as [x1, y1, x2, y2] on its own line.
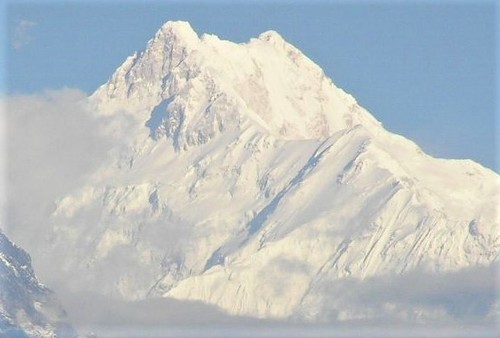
[5, 21, 499, 323]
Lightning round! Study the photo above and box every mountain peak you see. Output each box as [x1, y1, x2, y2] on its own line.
[92, 20, 379, 145]
[258, 30, 285, 44]
[23, 20, 500, 324]
[154, 20, 199, 46]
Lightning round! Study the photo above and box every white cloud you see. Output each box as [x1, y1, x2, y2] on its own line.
[3, 88, 127, 251]
[311, 264, 499, 324]
[12, 19, 37, 50]
[50, 285, 500, 338]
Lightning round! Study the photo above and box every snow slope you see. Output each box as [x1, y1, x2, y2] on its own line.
[0, 231, 73, 337]
[10, 21, 499, 321]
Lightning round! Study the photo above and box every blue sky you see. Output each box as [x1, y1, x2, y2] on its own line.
[2, 0, 498, 171]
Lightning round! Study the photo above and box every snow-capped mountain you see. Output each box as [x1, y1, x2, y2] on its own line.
[0, 231, 73, 337]
[11, 21, 498, 321]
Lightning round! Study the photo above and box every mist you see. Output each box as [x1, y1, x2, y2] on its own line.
[52, 264, 498, 338]
[3, 88, 129, 260]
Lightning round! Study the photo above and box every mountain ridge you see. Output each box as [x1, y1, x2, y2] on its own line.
[0, 231, 74, 337]
[90, 20, 381, 146]
[9, 21, 498, 321]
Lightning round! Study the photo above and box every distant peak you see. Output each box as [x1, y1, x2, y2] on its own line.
[93, 20, 371, 140]
[155, 20, 199, 45]
[258, 30, 285, 44]
[160, 20, 194, 32]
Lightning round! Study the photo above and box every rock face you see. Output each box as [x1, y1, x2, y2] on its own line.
[0, 231, 73, 337]
[10, 21, 499, 321]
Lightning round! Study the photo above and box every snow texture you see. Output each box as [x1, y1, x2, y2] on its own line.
[8, 21, 499, 322]
[0, 231, 74, 337]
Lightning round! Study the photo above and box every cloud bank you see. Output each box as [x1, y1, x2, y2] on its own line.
[51, 263, 498, 337]
[309, 263, 499, 325]
[56, 287, 499, 338]
[3, 88, 123, 256]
